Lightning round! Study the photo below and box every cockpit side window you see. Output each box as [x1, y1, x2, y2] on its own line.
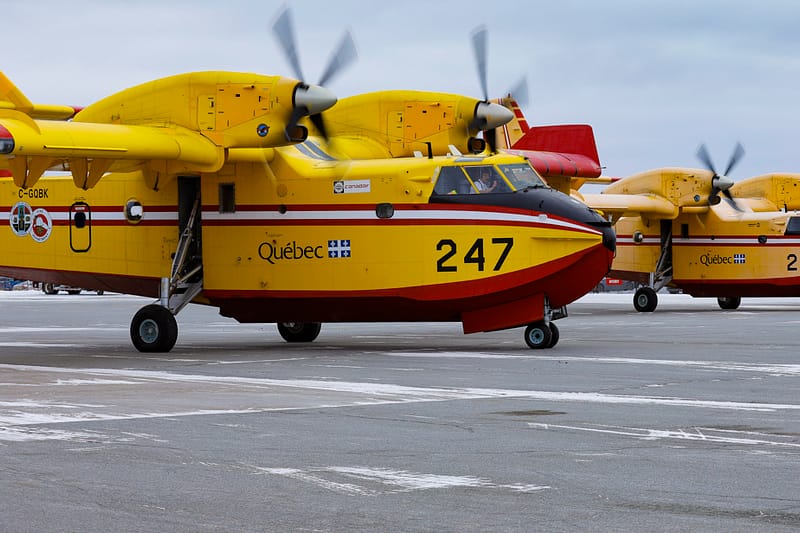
[433, 166, 473, 195]
[464, 166, 510, 193]
[786, 216, 800, 235]
[499, 163, 547, 189]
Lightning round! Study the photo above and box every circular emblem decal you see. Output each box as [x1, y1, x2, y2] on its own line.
[30, 208, 53, 242]
[9, 201, 32, 236]
[257, 123, 269, 137]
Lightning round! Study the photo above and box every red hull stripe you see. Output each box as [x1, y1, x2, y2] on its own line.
[677, 278, 800, 297]
[617, 235, 800, 247]
[0, 244, 613, 328]
[0, 206, 178, 227]
[203, 206, 600, 235]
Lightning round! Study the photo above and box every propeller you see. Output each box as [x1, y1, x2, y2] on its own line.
[468, 25, 514, 153]
[506, 76, 529, 110]
[696, 142, 744, 210]
[272, 6, 357, 142]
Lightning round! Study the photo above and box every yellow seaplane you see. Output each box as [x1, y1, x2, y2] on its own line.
[492, 95, 800, 312]
[0, 14, 615, 352]
[589, 145, 800, 312]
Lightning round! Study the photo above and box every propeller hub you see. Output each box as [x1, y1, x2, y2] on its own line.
[713, 174, 734, 191]
[293, 83, 338, 115]
[475, 101, 514, 130]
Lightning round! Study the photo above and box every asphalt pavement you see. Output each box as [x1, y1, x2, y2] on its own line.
[0, 290, 798, 532]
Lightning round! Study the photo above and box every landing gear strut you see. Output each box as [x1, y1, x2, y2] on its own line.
[633, 222, 673, 312]
[130, 188, 203, 353]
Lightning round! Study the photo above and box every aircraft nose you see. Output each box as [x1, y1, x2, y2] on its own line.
[601, 224, 616, 255]
[294, 83, 338, 115]
[475, 101, 514, 130]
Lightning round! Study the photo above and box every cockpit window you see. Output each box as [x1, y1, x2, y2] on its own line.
[786, 216, 800, 235]
[499, 163, 547, 190]
[433, 166, 473, 195]
[432, 162, 546, 196]
[464, 166, 510, 193]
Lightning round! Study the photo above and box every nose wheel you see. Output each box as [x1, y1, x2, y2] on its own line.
[524, 321, 559, 349]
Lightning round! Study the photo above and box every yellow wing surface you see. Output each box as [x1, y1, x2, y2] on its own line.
[575, 167, 720, 222]
[0, 71, 333, 190]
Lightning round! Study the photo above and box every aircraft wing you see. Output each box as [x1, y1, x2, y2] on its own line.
[581, 192, 679, 222]
[731, 173, 800, 211]
[0, 72, 80, 120]
[0, 109, 223, 190]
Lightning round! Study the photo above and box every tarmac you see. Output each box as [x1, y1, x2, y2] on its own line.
[0, 290, 798, 532]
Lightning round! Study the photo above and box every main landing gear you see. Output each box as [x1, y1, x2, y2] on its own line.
[130, 304, 179, 352]
[633, 222, 673, 313]
[277, 322, 322, 342]
[717, 296, 741, 310]
[633, 286, 658, 313]
[130, 193, 203, 353]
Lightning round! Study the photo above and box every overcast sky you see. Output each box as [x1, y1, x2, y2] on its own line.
[4, 0, 800, 179]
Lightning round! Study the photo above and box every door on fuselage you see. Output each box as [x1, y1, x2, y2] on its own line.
[69, 201, 92, 252]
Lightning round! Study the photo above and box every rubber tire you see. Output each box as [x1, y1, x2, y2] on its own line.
[717, 296, 741, 310]
[633, 287, 658, 312]
[524, 321, 553, 349]
[42, 283, 58, 295]
[277, 322, 322, 343]
[130, 304, 178, 353]
[548, 322, 560, 348]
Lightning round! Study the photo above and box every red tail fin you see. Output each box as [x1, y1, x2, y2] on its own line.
[510, 124, 601, 178]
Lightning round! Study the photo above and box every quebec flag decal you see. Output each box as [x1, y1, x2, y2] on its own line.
[328, 239, 351, 258]
[733, 253, 746, 264]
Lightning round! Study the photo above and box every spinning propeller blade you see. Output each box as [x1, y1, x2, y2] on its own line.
[468, 25, 513, 153]
[724, 142, 745, 176]
[318, 30, 358, 88]
[272, 7, 305, 82]
[696, 142, 744, 211]
[471, 26, 489, 102]
[507, 76, 529, 110]
[272, 6, 356, 142]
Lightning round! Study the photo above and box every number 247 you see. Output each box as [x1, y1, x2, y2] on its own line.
[436, 238, 513, 272]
